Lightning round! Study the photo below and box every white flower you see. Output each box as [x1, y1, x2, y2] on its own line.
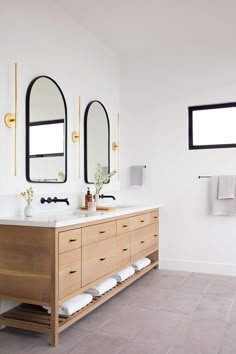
[94, 163, 116, 194]
[21, 187, 34, 205]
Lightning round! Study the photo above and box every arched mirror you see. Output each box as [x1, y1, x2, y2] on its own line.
[84, 100, 110, 183]
[26, 76, 67, 183]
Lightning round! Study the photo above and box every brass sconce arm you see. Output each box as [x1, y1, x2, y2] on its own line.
[72, 96, 81, 177]
[4, 63, 18, 176]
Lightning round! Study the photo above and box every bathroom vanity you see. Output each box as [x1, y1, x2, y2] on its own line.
[0, 205, 159, 346]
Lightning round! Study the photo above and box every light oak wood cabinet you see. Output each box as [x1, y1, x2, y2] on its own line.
[0, 208, 159, 346]
[82, 237, 117, 286]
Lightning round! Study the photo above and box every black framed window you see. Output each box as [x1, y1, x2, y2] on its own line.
[189, 102, 236, 150]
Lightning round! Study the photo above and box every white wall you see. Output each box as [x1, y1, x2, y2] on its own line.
[0, 0, 120, 216]
[121, 39, 236, 275]
[0, 0, 120, 314]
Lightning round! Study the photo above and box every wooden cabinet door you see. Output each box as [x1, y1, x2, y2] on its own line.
[82, 237, 116, 286]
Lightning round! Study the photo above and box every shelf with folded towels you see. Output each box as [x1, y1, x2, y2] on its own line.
[0, 258, 158, 332]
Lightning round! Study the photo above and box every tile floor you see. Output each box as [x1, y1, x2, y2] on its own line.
[1, 269, 236, 353]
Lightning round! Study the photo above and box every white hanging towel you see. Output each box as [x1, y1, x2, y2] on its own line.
[130, 166, 143, 187]
[211, 176, 236, 215]
[218, 175, 235, 199]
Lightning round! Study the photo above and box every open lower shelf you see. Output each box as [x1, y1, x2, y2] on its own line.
[0, 260, 158, 334]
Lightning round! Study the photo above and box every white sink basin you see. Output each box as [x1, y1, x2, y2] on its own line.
[115, 205, 134, 209]
[34, 209, 105, 223]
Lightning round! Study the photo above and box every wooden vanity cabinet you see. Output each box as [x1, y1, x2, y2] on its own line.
[0, 208, 159, 347]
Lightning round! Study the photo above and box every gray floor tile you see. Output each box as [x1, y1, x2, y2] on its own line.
[134, 310, 186, 343]
[23, 327, 93, 354]
[192, 294, 233, 320]
[228, 297, 236, 322]
[118, 338, 169, 354]
[171, 317, 226, 354]
[158, 290, 202, 314]
[218, 322, 236, 354]
[0, 328, 42, 354]
[98, 308, 151, 338]
[70, 305, 113, 331]
[178, 273, 213, 294]
[69, 332, 129, 354]
[127, 287, 171, 310]
[206, 278, 236, 299]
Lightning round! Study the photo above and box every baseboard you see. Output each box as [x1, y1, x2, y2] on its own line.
[160, 258, 236, 276]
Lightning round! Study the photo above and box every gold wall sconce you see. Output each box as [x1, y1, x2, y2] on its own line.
[72, 96, 81, 177]
[112, 112, 120, 179]
[4, 63, 18, 176]
[112, 112, 119, 151]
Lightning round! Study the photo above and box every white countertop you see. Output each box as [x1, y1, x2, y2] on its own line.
[0, 204, 160, 228]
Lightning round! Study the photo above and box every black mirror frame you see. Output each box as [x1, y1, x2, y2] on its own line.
[84, 100, 110, 184]
[189, 101, 236, 150]
[25, 75, 67, 183]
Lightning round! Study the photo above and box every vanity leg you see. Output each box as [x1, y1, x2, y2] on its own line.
[50, 305, 59, 347]
[51, 331, 59, 347]
[50, 230, 59, 346]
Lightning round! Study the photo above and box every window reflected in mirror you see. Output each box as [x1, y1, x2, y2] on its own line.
[189, 102, 236, 149]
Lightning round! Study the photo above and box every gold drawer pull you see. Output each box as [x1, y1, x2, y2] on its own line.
[69, 239, 77, 242]
[123, 248, 128, 251]
[99, 231, 106, 234]
[69, 270, 77, 274]
[154, 234, 158, 237]
[140, 220, 145, 223]
[140, 240, 145, 243]
[123, 225, 128, 228]
[100, 257, 106, 261]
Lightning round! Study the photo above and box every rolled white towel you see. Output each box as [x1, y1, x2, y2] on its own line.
[112, 266, 135, 283]
[85, 277, 117, 297]
[132, 257, 151, 271]
[43, 293, 93, 317]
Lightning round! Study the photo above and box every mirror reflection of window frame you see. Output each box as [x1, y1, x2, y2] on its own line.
[29, 119, 64, 157]
[26, 76, 67, 183]
[84, 100, 110, 184]
[189, 101, 236, 150]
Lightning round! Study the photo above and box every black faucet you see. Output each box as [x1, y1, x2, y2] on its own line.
[41, 197, 70, 205]
[99, 194, 116, 200]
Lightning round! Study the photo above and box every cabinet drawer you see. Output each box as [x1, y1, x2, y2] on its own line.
[131, 224, 158, 261]
[130, 213, 150, 230]
[82, 237, 116, 286]
[82, 221, 116, 246]
[117, 218, 131, 235]
[59, 248, 81, 299]
[116, 232, 131, 269]
[150, 210, 159, 224]
[59, 229, 81, 253]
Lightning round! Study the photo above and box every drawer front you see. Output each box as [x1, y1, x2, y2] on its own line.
[150, 210, 159, 224]
[130, 213, 150, 230]
[117, 218, 131, 235]
[82, 221, 116, 246]
[116, 232, 131, 269]
[59, 248, 81, 299]
[59, 229, 81, 253]
[82, 237, 116, 286]
[131, 224, 158, 261]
